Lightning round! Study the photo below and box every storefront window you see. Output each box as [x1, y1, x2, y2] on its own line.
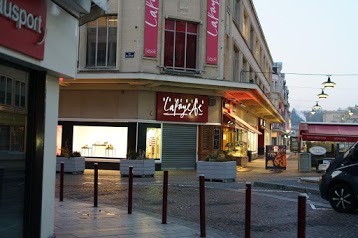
[56, 125, 62, 156]
[223, 128, 256, 157]
[72, 126, 128, 158]
[0, 67, 28, 237]
[248, 131, 257, 152]
[145, 128, 161, 159]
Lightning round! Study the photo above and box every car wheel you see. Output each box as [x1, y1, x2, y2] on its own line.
[328, 183, 356, 213]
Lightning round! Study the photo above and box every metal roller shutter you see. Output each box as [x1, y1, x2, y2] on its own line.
[162, 124, 197, 169]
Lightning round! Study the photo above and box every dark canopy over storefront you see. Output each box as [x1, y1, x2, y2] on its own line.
[299, 122, 358, 142]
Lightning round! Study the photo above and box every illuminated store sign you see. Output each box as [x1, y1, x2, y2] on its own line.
[0, 0, 47, 60]
[157, 92, 208, 123]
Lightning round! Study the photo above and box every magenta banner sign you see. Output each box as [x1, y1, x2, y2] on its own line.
[206, 0, 219, 64]
[156, 92, 209, 123]
[144, 0, 159, 57]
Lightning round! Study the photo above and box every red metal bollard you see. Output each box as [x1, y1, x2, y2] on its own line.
[128, 166, 133, 214]
[94, 163, 98, 207]
[245, 182, 252, 238]
[199, 175, 206, 238]
[298, 194, 307, 238]
[162, 170, 168, 224]
[60, 162, 64, 202]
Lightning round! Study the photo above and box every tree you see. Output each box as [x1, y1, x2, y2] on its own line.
[291, 108, 306, 128]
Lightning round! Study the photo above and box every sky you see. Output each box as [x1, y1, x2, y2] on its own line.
[252, 0, 358, 112]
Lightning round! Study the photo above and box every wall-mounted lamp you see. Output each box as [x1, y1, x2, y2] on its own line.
[317, 89, 328, 99]
[322, 76, 336, 88]
[312, 101, 321, 110]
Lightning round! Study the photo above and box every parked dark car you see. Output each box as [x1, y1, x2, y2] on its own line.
[319, 142, 358, 213]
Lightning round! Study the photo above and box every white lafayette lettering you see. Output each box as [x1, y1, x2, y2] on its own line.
[145, 48, 156, 54]
[145, 0, 158, 27]
[163, 97, 204, 118]
[207, 0, 219, 37]
[0, 0, 42, 33]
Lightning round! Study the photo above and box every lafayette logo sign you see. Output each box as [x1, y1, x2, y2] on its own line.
[144, 0, 159, 57]
[0, 0, 46, 60]
[206, 0, 219, 64]
[157, 92, 208, 123]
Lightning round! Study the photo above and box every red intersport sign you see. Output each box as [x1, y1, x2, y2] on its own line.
[0, 0, 47, 60]
[206, 0, 219, 65]
[144, 0, 159, 57]
[302, 134, 358, 143]
[156, 92, 208, 123]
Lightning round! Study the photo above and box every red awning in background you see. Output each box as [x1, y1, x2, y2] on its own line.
[299, 123, 358, 142]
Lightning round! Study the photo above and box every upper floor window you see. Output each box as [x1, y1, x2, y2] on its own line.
[164, 19, 198, 73]
[233, 48, 240, 82]
[233, 0, 241, 24]
[243, 11, 249, 42]
[255, 38, 260, 61]
[0, 75, 26, 109]
[86, 16, 117, 68]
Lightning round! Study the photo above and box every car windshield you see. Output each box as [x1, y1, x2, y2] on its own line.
[343, 141, 358, 159]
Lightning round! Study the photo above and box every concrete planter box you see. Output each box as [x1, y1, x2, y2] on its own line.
[56, 157, 85, 174]
[196, 161, 236, 182]
[120, 159, 155, 177]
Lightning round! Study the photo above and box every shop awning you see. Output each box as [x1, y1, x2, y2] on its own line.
[225, 89, 284, 124]
[224, 110, 262, 135]
[299, 123, 358, 142]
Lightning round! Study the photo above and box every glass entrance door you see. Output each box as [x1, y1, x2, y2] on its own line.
[0, 65, 28, 237]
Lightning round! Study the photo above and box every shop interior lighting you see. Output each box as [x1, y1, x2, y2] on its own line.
[312, 101, 321, 110]
[348, 110, 353, 116]
[322, 76, 336, 88]
[310, 109, 316, 115]
[317, 89, 328, 99]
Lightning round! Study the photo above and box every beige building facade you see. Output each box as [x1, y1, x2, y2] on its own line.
[59, 0, 283, 168]
[270, 62, 290, 146]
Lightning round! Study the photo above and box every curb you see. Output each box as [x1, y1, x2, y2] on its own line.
[254, 181, 320, 195]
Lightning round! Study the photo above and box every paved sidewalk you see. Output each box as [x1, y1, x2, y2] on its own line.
[54, 200, 238, 238]
[244, 154, 322, 195]
[54, 153, 325, 237]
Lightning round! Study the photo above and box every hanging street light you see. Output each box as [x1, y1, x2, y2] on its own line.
[322, 76, 336, 88]
[312, 101, 321, 110]
[317, 88, 328, 99]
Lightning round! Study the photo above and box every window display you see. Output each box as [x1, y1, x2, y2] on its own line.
[145, 128, 161, 159]
[56, 125, 62, 156]
[72, 126, 128, 158]
[248, 131, 257, 152]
